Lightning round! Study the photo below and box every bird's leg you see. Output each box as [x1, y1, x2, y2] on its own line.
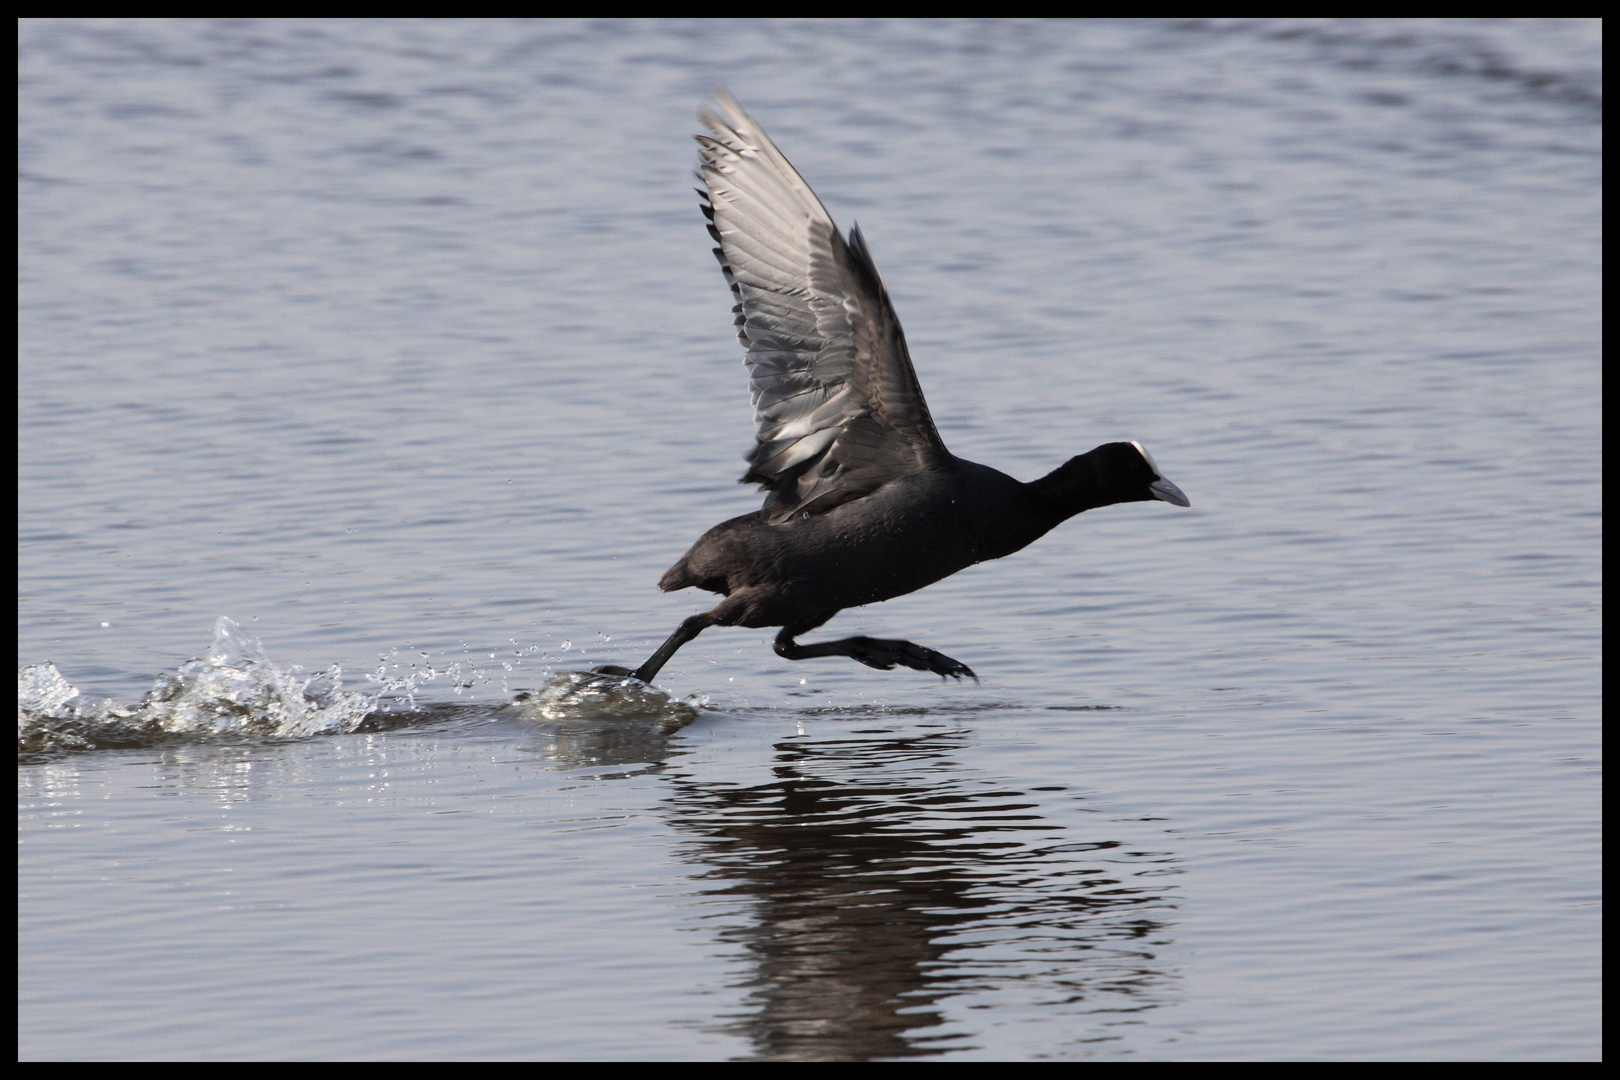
[594, 612, 717, 684]
[773, 627, 977, 682]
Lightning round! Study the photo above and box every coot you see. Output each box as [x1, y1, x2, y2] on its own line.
[598, 92, 1189, 684]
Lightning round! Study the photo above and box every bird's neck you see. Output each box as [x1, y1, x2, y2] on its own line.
[1023, 450, 1132, 531]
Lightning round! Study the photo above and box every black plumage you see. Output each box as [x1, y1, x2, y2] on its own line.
[598, 93, 1189, 684]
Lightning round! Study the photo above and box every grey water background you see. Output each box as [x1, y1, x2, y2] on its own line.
[17, 19, 1601, 1059]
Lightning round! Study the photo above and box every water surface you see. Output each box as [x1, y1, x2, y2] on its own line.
[19, 19, 1601, 1059]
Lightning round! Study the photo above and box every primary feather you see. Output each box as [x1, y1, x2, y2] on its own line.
[696, 90, 946, 524]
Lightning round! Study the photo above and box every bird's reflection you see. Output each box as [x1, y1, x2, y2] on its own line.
[664, 722, 1179, 1060]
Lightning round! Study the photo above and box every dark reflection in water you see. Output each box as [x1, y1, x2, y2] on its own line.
[664, 720, 1180, 1060]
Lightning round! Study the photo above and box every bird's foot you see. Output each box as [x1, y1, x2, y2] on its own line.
[848, 637, 978, 682]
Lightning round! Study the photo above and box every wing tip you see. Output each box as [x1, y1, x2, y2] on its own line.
[697, 85, 749, 141]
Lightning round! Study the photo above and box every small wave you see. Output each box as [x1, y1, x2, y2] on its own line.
[1186, 19, 1602, 112]
[502, 671, 710, 774]
[18, 617, 418, 759]
[514, 670, 705, 727]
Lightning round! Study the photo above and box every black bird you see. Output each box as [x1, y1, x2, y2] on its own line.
[598, 92, 1190, 685]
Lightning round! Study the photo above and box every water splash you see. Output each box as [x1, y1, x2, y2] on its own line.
[515, 669, 705, 727]
[18, 617, 389, 758]
[18, 620, 708, 759]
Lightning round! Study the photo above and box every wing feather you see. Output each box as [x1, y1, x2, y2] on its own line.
[696, 90, 947, 524]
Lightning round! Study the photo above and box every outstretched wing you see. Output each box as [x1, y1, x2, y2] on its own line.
[696, 91, 948, 525]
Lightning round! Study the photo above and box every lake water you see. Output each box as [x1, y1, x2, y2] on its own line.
[18, 19, 1601, 1060]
